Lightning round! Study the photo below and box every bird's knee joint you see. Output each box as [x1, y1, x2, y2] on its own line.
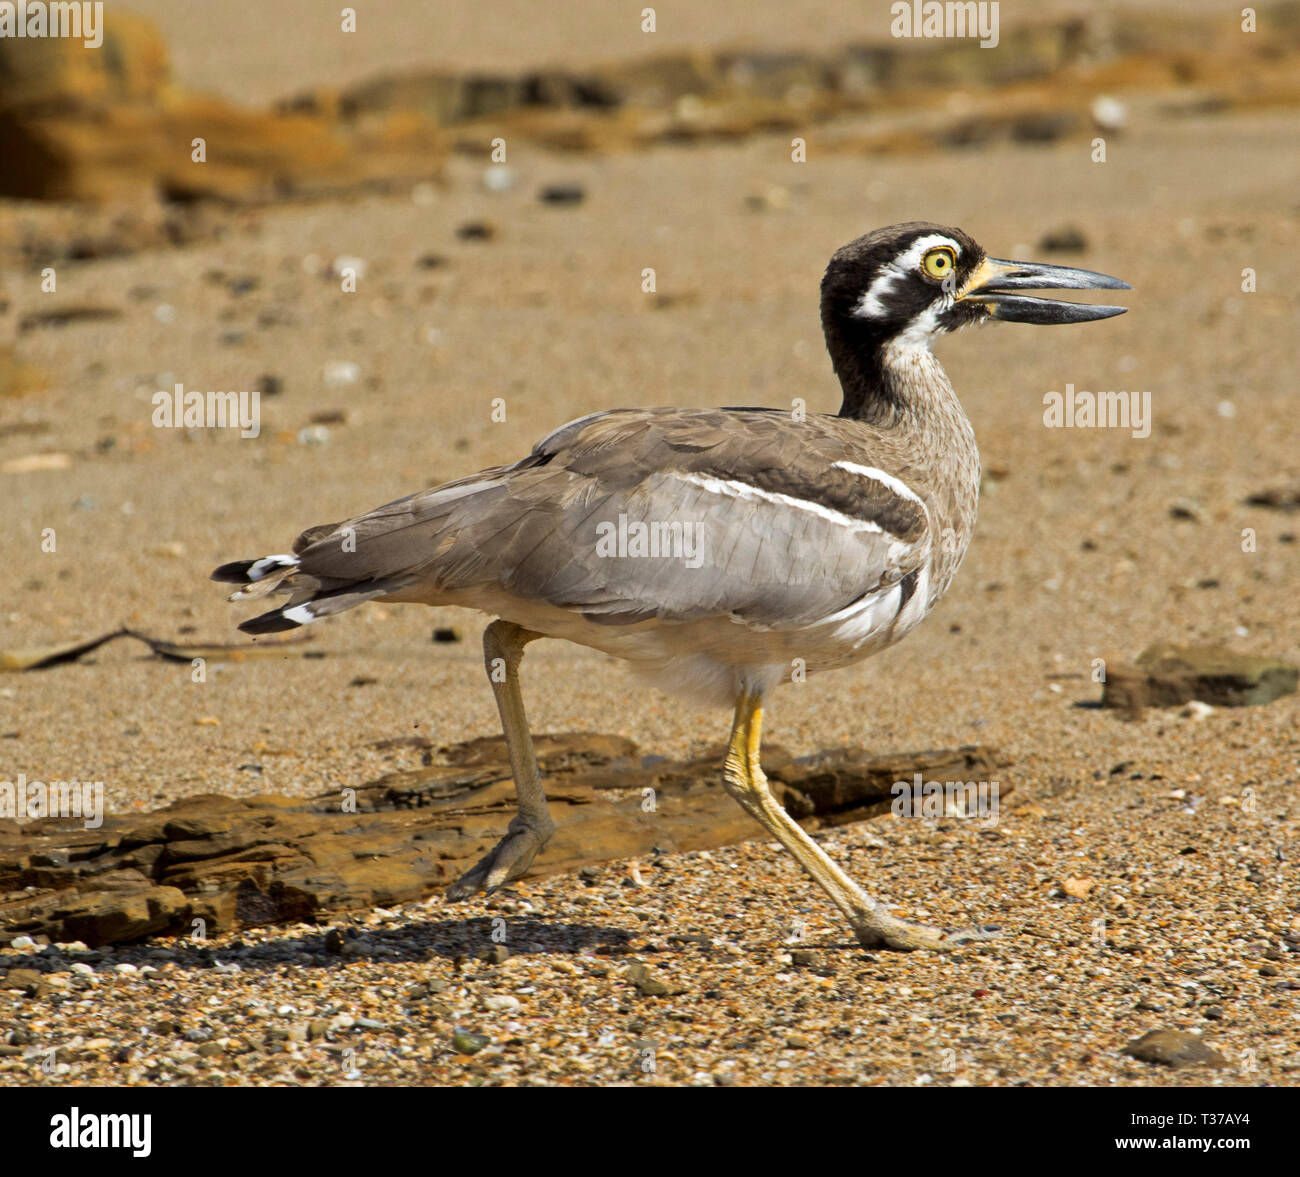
[483, 620, 533, 672]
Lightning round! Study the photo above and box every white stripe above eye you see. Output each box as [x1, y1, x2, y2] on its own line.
[671, 471, 889, 535]
[832, 460, 927, 508]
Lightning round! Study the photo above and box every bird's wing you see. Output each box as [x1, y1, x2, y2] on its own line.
[287, 407, 932, 630]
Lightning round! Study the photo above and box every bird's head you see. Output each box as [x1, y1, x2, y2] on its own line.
[821, 221, 1130, 353]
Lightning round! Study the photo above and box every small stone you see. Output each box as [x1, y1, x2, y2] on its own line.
[456, 221, 498, 242]
[744, 185, 790, 213]
[324, 929, 345, 955]
[785, 1035, 813, 1050]
[1090, 95, 1127, 132]
[451, 1028, 489, 1054]
[1037, 225, 1088, 253]
[482, 166, 516, 192]
[481, 945, 509, 965]
[625, 961, 683, 997]
[538, 184, 585, 206]
[1259, 964, 1279, 977]
[483, 994, 520, 1012]
[1243, 484, 1300, 513]
[323, 361, 360, 387]
[1122, 1029, 1229, 1070]
[9, 935, 36, 950]
[196, 1041, 224, 1058]
[1061, 876, 1095, 899]
[3, 968, 47, 996]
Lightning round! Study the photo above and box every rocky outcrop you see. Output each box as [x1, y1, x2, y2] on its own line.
[0, 11, 444, 202]
[1101, 643, 1298, 711]
[0, 733, 1008, 946]
[6, 6, 1298, 202]
[294, 5, 1300, 155]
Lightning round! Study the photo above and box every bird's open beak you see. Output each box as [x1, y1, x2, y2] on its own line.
[957, 257, 1131, 324]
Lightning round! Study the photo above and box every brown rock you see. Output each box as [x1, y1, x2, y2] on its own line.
[625, 961, 684, 997]
[1102, 643, 1298, 711]
[59, 886, 190, 947]
[1122, 1029, 1230, 1070]
[1244, 484, 1300, 513]
[2, 967, 48, 996]
[0, 732, 1008, 946]
[1061, 877, 1096, 899]
[0, 11, 444, 202]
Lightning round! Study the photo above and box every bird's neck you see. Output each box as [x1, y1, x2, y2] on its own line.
[827, 323, 981, 591]
[829, 324, 972, 440]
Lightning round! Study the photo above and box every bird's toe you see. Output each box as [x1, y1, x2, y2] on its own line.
[855, 915, 1001, 953]
[445, 824, 550, 901]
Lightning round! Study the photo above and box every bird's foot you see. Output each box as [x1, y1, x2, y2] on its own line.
[445, 815, 554, 900]
[852, 911, 1000, 953]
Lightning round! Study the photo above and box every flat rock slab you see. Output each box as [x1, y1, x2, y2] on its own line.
[0, 733, 1007, 946]
[1101, 642, 1298, 711]
[1122, 1029, 1230, 1070]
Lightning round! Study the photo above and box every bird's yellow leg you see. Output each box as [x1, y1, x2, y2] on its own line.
[721, 692, 996, 951]
[446, 620, 555, 899]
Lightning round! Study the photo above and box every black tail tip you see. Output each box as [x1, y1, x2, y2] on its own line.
[238, 608, 304, 635]
[212, 560, 256, 584]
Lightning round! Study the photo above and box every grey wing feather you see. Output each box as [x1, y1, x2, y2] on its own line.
[242, 407, 930, 633]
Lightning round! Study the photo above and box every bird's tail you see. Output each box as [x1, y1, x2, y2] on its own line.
[211, 553, 405, 634]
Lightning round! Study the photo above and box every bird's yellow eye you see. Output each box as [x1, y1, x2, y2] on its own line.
[922, 247, 956, 280]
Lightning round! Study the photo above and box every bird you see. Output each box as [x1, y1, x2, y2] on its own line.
[213, 222, 1129, 951]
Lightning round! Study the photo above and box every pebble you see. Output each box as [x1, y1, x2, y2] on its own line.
[538, 184, 585, 206]
[451, 1028, 489, 1055]
[322, 361, 360, 387]
[455, 221, 498, 242]
[482, 166, 516, 192]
